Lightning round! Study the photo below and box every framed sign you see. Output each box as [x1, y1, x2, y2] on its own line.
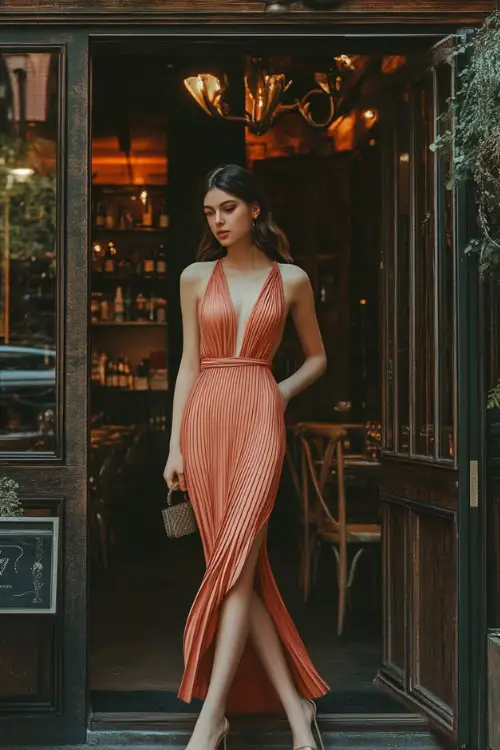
[0, 517, 59, 613]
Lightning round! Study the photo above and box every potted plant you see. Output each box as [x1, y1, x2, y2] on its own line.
[0, 476, 23, 517]
[430, 11, 500, 280]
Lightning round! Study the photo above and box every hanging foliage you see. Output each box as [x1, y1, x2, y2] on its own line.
[430, 11, 500, 279]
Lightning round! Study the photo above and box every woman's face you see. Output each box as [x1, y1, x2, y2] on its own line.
[203, 187, 258, 247]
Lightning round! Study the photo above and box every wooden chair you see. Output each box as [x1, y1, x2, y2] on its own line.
[299, 426, 381, 636]
[286, 422, 347, 602]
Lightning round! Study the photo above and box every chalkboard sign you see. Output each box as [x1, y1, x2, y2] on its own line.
[0, 517, 59, 614]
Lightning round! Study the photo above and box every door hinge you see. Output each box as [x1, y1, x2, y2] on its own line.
[470, 460, 478, 508]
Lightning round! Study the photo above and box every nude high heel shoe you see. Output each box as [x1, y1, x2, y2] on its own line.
[294, 699, 324, 750]
[217, 717, 230, 750]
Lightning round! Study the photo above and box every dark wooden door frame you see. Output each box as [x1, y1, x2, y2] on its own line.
[0, 27, 90, 747]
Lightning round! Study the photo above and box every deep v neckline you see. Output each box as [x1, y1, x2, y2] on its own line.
[217, 258, 277, 358]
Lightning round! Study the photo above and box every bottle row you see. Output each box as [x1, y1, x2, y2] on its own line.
[91, 350, 168, 391]
[94, 191, 169, 230]
[91, 286, 167, 324]
[92, 242, 167, 279]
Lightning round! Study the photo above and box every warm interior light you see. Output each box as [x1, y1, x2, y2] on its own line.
[362, 109, 376, 120]
[9, 166, 35, 182]
[184, 74, 223, 116]
[399, 152, 410, 163]
[334, 55, 355, 71]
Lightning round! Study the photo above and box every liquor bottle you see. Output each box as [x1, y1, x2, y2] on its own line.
[155, 244, 167, 278]
[117, 354, 128, 388]
[95, 201, 106, 227]
[143, 250, 155, 278]
[111, 359, 119, 388]
[135, 359, 149, 391]
[105, 204, 114, 229]
[159, 200, 169, 228]
[124, 357, 134, 390]
[124, 287, 133, 321]
[105, 357, 114, 388]
[99, 352, 108, 386]
[114, 286, 124, 322]
[146, 293, 156, 322]
[135, 292, 146, 321]
[100, 294, 109, 322]
[103, 242, 117, 274]
[142, 193, 153, 228]
[119, 206, 127, 230]
[156, 296, 167, 324]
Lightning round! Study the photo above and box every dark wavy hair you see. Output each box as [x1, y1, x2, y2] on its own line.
[197, 164, 293, 263]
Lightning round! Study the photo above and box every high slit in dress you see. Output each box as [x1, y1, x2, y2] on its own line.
[178, 258, 329, 714]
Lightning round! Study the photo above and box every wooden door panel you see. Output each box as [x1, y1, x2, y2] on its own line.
[377, 34, 468, 738]
[381, 499, 407, 688]
[411, 508, 456, 726]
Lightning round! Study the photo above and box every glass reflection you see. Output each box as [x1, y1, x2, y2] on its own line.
[0, 51, 58, 453]
[396, 92, 411, 454]
[437, 64, 455, 461]
[413, 77, 435, 458]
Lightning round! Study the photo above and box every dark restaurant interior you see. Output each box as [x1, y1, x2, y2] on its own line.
[86, 42, 402, 717]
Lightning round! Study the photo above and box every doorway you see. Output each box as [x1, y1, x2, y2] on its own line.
[85, 32, 466, 735]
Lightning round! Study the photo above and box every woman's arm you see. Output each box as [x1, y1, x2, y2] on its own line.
[164, 264, 202, 489]
[278, 267, 327, 406]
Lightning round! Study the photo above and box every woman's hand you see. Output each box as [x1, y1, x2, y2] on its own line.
[277, 383, 291, 411]
[163, 447, 186, 491]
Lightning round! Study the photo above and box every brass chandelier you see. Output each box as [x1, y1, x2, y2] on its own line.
[183, 55, 355, 136]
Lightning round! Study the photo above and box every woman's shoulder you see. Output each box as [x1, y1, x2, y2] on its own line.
[180, 260, 218, 285]
[277, 262, 310, 286]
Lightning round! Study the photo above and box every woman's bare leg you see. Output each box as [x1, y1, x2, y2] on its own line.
[249, 592, 316, 749]
[185, 528, 266, 750]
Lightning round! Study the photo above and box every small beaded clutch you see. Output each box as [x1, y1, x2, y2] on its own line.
[162, 481, 197, 539]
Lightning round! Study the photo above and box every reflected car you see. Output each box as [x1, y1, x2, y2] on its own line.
[0, 344, 56, 450]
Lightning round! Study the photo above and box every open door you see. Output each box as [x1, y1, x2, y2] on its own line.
[376, 34, 479, 744]
[0, 28, 89, 745]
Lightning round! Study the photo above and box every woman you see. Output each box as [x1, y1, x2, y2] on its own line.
[164, 164, 329, 750]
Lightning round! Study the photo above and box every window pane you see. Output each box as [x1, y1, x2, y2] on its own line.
[383, 115, 395, 452]
[0, 51, 59, 453]
[436, 64, 455, 461]
[396, 91, 411, 454]
[413, 76, 435, 457]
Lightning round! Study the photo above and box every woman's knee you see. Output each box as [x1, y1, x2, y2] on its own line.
[233, 527, 266, 593]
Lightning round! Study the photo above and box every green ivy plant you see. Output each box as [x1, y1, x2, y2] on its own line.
[0, 133, 57, 264]
[0, 476, 23, 516]
[430, 11, 500, 279]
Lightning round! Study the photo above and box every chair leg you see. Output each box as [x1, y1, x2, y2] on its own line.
[332, 543, 347, 636]
[347, 548, 365, 589]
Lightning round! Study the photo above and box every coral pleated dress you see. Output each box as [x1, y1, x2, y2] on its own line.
[179, 258, 329, 714]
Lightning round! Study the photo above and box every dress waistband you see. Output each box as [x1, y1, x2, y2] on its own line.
[201, 357, 272, 369]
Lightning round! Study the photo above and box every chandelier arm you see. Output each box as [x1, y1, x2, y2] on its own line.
[296, 88, 337, 129]
[276, 101, 300, 114]
[224, 114, 251, 124]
